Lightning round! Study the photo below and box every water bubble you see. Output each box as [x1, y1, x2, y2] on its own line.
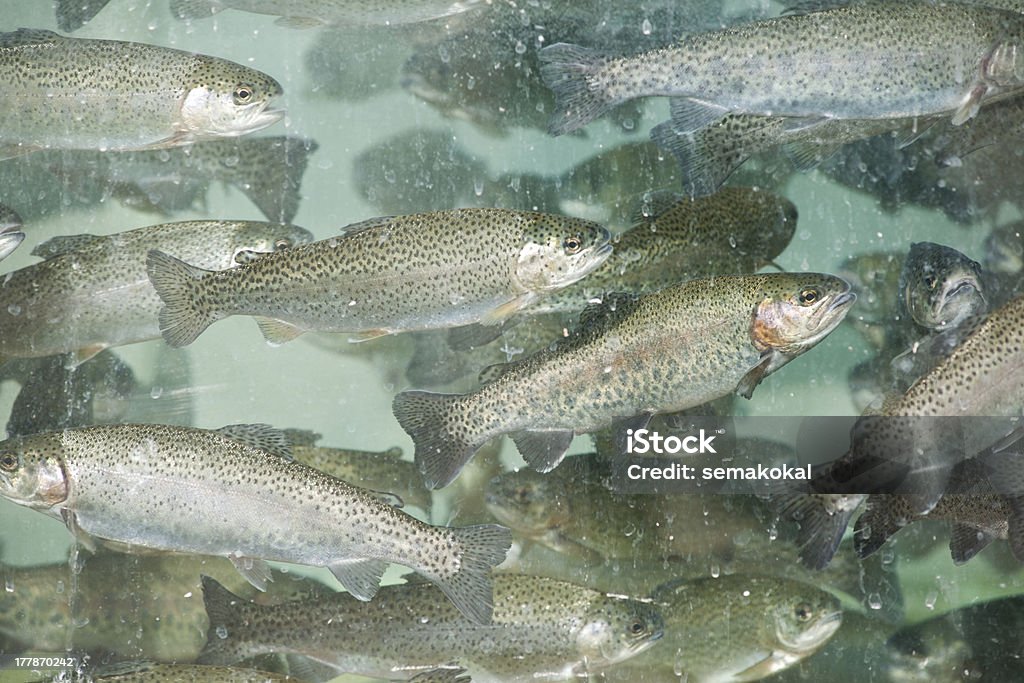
[215, 625, 229, 639]
[383, 169, 397, 184]
[56, 580, 65, 594]
[709, 563, 720, 578]
[466, 75, 476, 90]
[924, 591, 938, 611]
[867, 593, 883, 610]
[4, 579, 13, 593]
[641, 18, 653, 35]
[150, 386, 164, 400]
[673, 648, 686, 677]
[6, 304, 20, 316]
[514, 40, 526, 55]
[72, 616, 90, 628]
[474, 177, 484, 197]
[437, 45, 450, 63]
[223, 154, 240, 168]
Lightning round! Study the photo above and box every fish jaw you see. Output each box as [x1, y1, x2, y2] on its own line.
[178, 86, 285, 140]
[752, 285, 856, 365]
[0, 439, 69, 510]
[932, 276, 986, 328]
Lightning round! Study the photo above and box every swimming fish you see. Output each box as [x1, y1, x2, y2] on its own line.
[170, 0, 488, 27]
[199, 573, 664, 681]
[41, 661, 302, 681]
[0, 423, 511, 624]
[606, 575, 842, 683]
[898, 242, 987, 331]
[0, 220, 313, 365]
[395, 272, 855, 488]
[0, 29, 283, 160]
[524, 187, 797, 316]
[0, 203, 24, 262]
[781, 294, 1024, 569]
[147, 208, 612, 347]
[540, 2, 1024, 136]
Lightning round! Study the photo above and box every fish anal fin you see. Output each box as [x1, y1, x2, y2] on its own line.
[511, 429, 574, 473]
[228, 554, 273, 591]
[255, 317, 305, 345]
[328, 557, 389, 601]
[348, 328, 391, 343]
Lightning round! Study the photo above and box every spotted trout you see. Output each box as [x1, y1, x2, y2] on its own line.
[0, 29, 283, 160]
[540, 1, 1024, 136]
[0, 202, 24, 262]
[147, 208, 612, 347]
[394, 273, 855, 488]
[898, 241, 987, 331]
[0, 220, 313, 365]
[0, 424, 511, 624]
[199, 573, 664, 681]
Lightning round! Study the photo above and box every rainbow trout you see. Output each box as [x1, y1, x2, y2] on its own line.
[147, 208, 612, 347]
[898, 241, 987, 331]
[540, 1, 1024, 135]
[395, 273, 855, 488]
[170, 0, 487, 27]
[0, 424, 511, 624]
[0, 29, 283, 160]
[0, 203, 24, 262]
[199, 573, 664, 681]
[0, 220, 313, 365]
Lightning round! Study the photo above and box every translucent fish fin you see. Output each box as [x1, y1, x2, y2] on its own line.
[216, 423, 292, 460]
[949, 523, 994, 565]
[734, 654, 785, 682]
[146, 249, 218, 347]
[255, 317, 305, 345]
[348, 328, 391, 343]
[170, 0, 224, 20]
[328, 557, 388, 601]
[852, 495, 904, 559]
[892, 118, 938, 149]
[650, 118, 733, 198]
[61, 510, 97, 552]
[736, 353, 772, 400]
[394, 391, 486, 489]
[775, 493, 860, 570]
[231, 137, 318, 223]
[55, 0, 112, 31]
[197, 574, 246, 665]
[951, 85, 986, 126]
[448, 321, 509, 351]
[434, 524, 512, 624]
[782, 139, 843, 172]
[538, 43, 616, 136]
[480, 292, 536, 326]
[31, 233, 104, 259]
[511, 429, 575, 473]
[228, 554, 273, 591]
[664, 97, 731, 135]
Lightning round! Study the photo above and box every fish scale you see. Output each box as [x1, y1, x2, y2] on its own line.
[0, 424, 512, 624]
[0, 29, 283, 159]
[147, 208, 612, 346]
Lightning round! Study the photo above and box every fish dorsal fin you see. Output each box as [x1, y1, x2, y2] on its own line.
[577, 292, 639, 331]
[0, 29, 63, 48]
[281, 428, 322, 447]
[216, 423, 293, 460]
[630, 190, 685, 225]
[31, 233, 105, 259]
[338, 215, 397, 236]
[55, 0, 112, 32]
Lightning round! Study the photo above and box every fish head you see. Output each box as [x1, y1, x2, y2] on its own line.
[180, 58, 285, 139]
[902, 242, 986, 329]
[228, 222, 315, 265]
[574, 597, 665, 667]
[484, 469, 570, 536]
[750, 273, 856, 356]
[515, 217, 613, 292]
[984, 222, 1024, 275]
[0, 435, 68, 510]
[771, 589, 843, 657]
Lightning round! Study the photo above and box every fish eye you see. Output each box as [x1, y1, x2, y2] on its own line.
[794, 603, 813, 622]
[563, 235, 583, 254]
[514, 486, 532, 503]
[798, 287, 820, 305]
[273, 238, 292, 250]
[0, 453, 17, 472]
[628, 619, 646, 635]
[233, 86, 254, 105]
[924, 274, 937, 290]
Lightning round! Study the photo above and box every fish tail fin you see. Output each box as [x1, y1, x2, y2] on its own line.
[197, 574, 251, 665]
[539, 43, 616, 136]
[146, 249, 218, 347]
[776, 493, 862, 570]
[231, 137, 318, 223]
[431, 524, 512, 624]
[392, 390, 488, 489]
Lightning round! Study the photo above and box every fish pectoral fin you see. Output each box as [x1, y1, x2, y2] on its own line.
[228, 554, 274, 591]
[480, 293, 538, 326]
[328, 558, 389, 601]
[949, 523, 995, 565]
[952, 85, 987, 126]
[448, 321, 510, 351]
[255, 317, 306, 345]
[511, 429, 574, 473]
[736, 353, 773, 400]
[348, 328, 392, 343]
[734, 652, 788, 681]
[60, 509, 98, 552]
[215, 423, 293, 461]
[667, 97, 731, 135]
